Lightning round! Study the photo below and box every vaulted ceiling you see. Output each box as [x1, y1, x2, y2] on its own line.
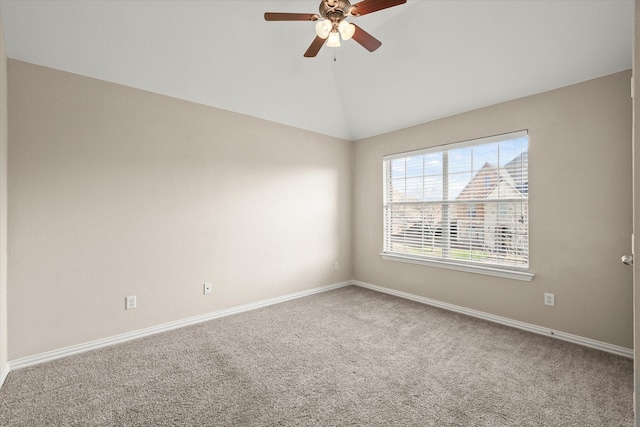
[0, 0, 633, 141]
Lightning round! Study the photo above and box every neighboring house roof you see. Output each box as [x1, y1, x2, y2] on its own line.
[456, 162, 500, 200]
[504, 151, 528, 194]
[389, 150, 528, 203]
[456, 156, 527, 201]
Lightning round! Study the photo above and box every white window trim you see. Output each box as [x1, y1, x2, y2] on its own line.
[383, 130, 531, 278]
[383, 130, 528, 161]
[380, 252, 535, 282]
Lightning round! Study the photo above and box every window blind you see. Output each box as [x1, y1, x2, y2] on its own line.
[383, 131, 529, 268]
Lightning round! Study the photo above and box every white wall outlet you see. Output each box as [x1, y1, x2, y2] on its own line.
[125, 295, 137, 310]
[203, 282, 213, 295]
[334, 261, 339, 271]
[544, 293, 555, 307]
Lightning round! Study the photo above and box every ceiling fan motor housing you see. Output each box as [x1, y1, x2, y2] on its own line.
[320, 0, 352, 20]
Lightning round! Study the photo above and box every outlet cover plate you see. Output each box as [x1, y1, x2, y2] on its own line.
[544, 293, 555, 307]
[126, 295, 137, 310]
[204, 282, 213, 295]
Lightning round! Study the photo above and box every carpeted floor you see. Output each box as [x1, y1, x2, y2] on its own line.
[0, 285, 634, 426]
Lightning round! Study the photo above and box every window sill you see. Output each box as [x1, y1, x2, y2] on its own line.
[379, 253, 534, 282]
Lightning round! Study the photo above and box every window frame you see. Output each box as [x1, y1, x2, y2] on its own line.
[380, 131, 534, 282]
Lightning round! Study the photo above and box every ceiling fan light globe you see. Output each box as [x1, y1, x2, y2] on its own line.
[338, 21, 356, 40]
[327, 31, 342, 47]
[315, 20, 332, 39]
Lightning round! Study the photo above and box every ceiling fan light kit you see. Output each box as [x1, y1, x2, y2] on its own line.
[315, 20, 332, 39]
[265, 0, 407, 57]
[338, 21, 356, 41]
[327, 32, 342, 48]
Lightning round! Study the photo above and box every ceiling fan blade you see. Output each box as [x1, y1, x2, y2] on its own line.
[350, 0, 407, 16]
[351, 24, 382, 52]
[264, 13, 319, 21]
[304, 36, 326, 57]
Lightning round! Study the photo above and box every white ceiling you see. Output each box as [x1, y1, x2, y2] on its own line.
[0, 0, 633, 141]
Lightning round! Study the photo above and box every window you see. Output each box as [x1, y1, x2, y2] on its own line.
[484, 175, 492, 188]
[382, 131, 529, 277]
[467, 204, 477, 218]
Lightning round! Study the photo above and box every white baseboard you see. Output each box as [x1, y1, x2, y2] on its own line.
[351, 280, 633, 359]
[4, 278, 633, 379]
[8, 280, 352, 371]
[0, 362, 9, 388]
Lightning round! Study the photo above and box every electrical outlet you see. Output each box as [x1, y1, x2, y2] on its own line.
[203, 282, 213, 295]
[544, 293, 555, 307]
[334, 261, 339, 271]
[125, 295, 137, 310]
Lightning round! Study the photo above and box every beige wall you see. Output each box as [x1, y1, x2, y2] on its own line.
[7, 60, 352, 359]
[354, 70, 633, 349]
[5, 59, 633, 361]
[0, 19, 7, 376]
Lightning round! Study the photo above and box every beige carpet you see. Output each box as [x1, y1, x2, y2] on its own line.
[0, 285, 633, 426]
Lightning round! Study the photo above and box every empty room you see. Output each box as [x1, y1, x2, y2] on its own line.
[0, 0, 638, 425]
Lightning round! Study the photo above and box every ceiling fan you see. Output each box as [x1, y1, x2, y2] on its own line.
[265, 0, 407, 57]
